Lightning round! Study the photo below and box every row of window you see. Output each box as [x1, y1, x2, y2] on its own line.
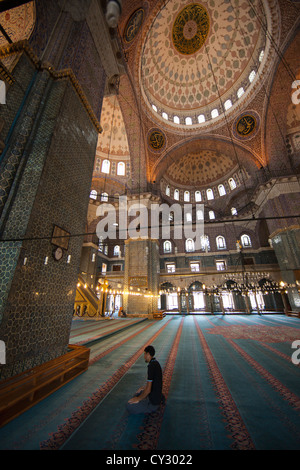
[151, 53, 264, 125]
[97, 234, 252, 258]
[182, 207, 237, 221]
[165, 178, 237, 202]
[163, 234, 251, 253]
[101, 259, 230, 275]
[90, 190, 109, 201]
[98, 159, 126, 176]
[165, 259, 229, 273]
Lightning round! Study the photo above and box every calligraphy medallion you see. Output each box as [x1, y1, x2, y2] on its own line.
[233, 111, 260, 140]
[124, 8, 144, 43]
[148, 129, 166, 152]
[172, 3, 210, 55]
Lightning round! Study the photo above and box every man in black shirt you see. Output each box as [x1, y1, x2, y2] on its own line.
[126, 345, 163, 414]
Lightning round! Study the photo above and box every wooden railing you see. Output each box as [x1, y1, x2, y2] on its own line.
[0, 344, 90, 427]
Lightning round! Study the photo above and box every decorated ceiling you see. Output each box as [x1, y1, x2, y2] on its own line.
[118, 0, 284, 195]
[139, 0, 267, 124]
[164, 149, 236, 186]
[1, 0, 299, 200]
[95, 95, 130, 161]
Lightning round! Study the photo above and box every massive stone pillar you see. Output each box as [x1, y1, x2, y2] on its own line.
[0, 0, 124, 379]
[259, 178, 300, 313]
[270, 226, 300, 312]
[123, 239, 160, 317]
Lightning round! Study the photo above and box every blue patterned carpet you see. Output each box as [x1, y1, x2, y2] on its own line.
[0, 314, 300, 450]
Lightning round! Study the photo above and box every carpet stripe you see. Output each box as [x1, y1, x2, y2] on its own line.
[71, 320, 143, 345]
[193, 316, 256, 450]
[39, 318, 174, 450]
[132, 317, 184, 450]
[88, 321, 158, 365]
[226, 339, 300, 411]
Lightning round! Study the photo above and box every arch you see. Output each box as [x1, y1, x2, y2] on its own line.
[228, 177, 237, 190]
[117, 162, 125, 176]
[207, 188, 214, 200]
[241, 233, 252, 248]
[163, 240, 172, 253]
[189, 281, 205, 291]
[151, 136, 263, 184]
[113, 245, 120, 256]
[216, 235, 226, 249]
[101, 159, 110, 174]
[218, 184, 226, 196]
[101, 192, 108, 201]
[186, 238, 195, 252]
[184, 190, 190, 202]
[195, 190, 202, 202]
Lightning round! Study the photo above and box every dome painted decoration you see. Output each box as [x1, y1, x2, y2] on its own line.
[148, 128, 166, 151]
[165, 150, 235, 186]
[124, 8, 144, 43]
[140, 0, 270, 126]
[172, 3, 210, 55]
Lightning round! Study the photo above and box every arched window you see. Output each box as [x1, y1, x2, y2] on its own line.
[90, 190, 97, 200]
[259, 50, 264, 62]
[186, 212, 192, 222]
[101, 159, 110, 174]
[163, 240, 172, 253]
[231, 207, 237, 215]
[228, 178, 236, 190]
[237, 87, 244, 98]
[216, 235, 226, 250]
[195, 191, 202, 202]
[241, 234, 251, 248]
[201, 235, 210, 252]
[211, 108, 219, 119]
[184, 190, 190, 202]
[174, 189, 179, 200]
[198, 114, 205, 123]
[162, 112, 168, 120]
[209, 210, 215, 220]
[207, 188, 214, 200]
[218, 184, 226, 196]
[174, 115, 180, 124]
[185, 117, 192, 125]
[114, 245, 120, 256]
[196, 209, 203, 220]
[249, 70, 256, 83]
[117, 162, 125, 176]
[152, 104, 157, 112]
[101, 192, 108, 202]
[224, 99, 232, 110]
[165, 185, 170, 196]
[186, 238, 195, 252]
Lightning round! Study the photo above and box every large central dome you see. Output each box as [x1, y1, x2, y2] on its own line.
[140, 0, 269, 127]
